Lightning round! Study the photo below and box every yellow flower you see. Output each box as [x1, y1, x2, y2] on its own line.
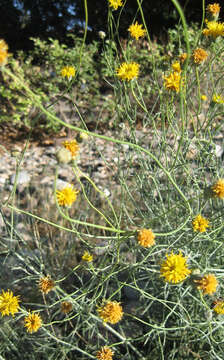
[179, 52, 188, 63]
[192, 214, 209, 233]
[39, 276, 55, 294]
[164, 71, 181, 93]
[137, 229, 155, 247]
[128, 22, 146, 40]
[0, 39, 9, 66]
[211, 179, 224, 199]
[24, 312, 42, 333]
[212, 94, 224, 104]
[61, 66, 76, 79]
[201, 95, 207, 101]
[193, 48, 208, 64]
[61, 301, 72, 314]
[195, 274, 218, 295]
[213, 300, 224, 314]
[98, 301, 123, 324]
[82, 251, 93, 262]
[56, 185, 79, 207]
[96, 346, 114, 360]
[203, 20, 224, 38]
[172, 62, 181, 73]
[0, 290, 20, 317]
[116, 62, 140, 81]
[108, 0, 123, 10]
[207, 3, 220, 17]
[160, 252, 191, 284]
[62, 139, 79, 159]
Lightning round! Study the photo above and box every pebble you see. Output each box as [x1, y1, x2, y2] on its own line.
[10, 170, 31, 185]
[0, 129, 223, 242]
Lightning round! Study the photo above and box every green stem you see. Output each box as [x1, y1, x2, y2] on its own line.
[72, 165, 117, 229]
[73, 165, 119, 226]
[3, 68, 193, 225]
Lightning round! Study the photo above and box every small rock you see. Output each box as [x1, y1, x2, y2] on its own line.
[10, 170, 31, 185]
[56, 179, 71, 189]
[215, 144, 223, 157]
[103, 188, 111, 197]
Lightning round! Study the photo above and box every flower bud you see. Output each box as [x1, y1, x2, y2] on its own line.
[56, 148, 72, 164]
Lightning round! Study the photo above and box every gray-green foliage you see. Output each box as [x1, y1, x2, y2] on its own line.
[1, 0, 224, 359]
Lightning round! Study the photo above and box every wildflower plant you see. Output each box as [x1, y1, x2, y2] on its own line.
[62, 139, 79, 159]
[82, 250, 93, 262]
[0, 290, 20, 317]
[97, 301, 123, 324]
[128, 22, 146, 40]
[137, 228, 155, 247]
[24, 312, 42, 333]
[160, 252, 191, 284]
[56, 185, 79, 207]
[192, 214, 209, 232]
[116, 62, 140, 81]
[96, 346, 114, 360]
[211, 179, 224, 199]
[192, 48, 208, 64]
[2, 0, 224, 359]
[61, 65, 76, 79]
[194, 274, 218, 295]
[39, 275, 55, 294]
[202, 20, 224, 38]
[207, 3, 221, 18]
[0, 39, 9, 66]
[213, 300, 224, 314]
[108, 0, 123, 11]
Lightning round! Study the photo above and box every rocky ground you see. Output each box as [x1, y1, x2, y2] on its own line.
[0, 124, 224, 297]
[1, 125, 223, 218]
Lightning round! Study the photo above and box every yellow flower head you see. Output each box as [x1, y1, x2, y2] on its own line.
[128, 22, 146, 40]
[213, 299, 224, 314]
[116, 62, 140, 81]
[61, 301, 72, 314]
[164, 71, 181, 93]
[201, 95, 207, 101]
[96, 346, 114, 360]
[0, 289, 20, 317]
[56, 185, 79, 207]
[195, 274, 218, 295]
[0, 39, 10, 66]
[98, 301, 123, 324]
[172, 62, 181, 73]
[160, 251, 191, 284]
[179, 52, 188, 63]
[193, 48, 208, 64]
[137, 229, 155, 247]
[212, 94, 224, 104]
[62, 139, 79, 159]
[39, 276, 55, 294]
[211, 179, 224, 199]
[207, 3, 220, 17]
[203, 20, 224, 38]
[192, 214, 209, 233]
[108, 0, 123, 10]
[82, 251, 93, 262]
[61, 66, 76, 79]
[24, 312, 42, 333]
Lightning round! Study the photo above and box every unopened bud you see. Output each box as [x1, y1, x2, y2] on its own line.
[56, 148, 72, 164]
[98, 31, 106, 40]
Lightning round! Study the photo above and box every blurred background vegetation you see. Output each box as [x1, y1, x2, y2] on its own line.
[0, 0, 215, 52]
[1, 0, 222, 137]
